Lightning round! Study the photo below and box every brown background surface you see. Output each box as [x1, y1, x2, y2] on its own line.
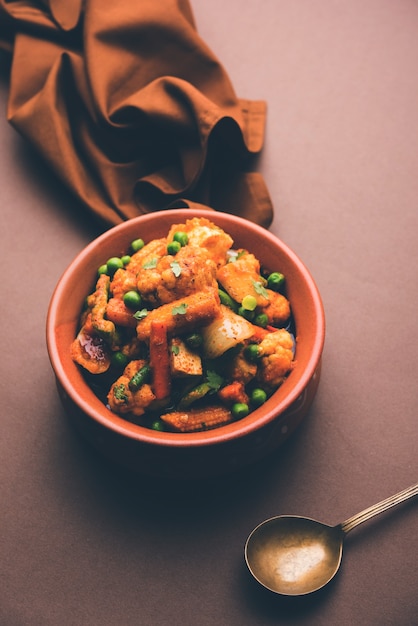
[1, 1, 417, 624]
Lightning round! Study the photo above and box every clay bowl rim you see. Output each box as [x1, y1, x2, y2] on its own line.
[46, 209, 325, 450]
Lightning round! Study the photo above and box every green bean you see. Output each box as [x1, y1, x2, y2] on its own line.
[128, 364, 151, 391]
[218, 288, 238, 312]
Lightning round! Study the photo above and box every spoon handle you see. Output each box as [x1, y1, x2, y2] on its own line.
[340, 482, 418, 535]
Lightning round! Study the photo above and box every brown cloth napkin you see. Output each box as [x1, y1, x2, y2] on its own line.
[0, 0, 273, 227]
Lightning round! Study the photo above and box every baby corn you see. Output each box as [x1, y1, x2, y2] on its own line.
[160, 405, 232, 432]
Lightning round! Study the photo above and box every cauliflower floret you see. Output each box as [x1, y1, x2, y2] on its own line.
[107, 360, 156, 417]
[257, 329, 295, 388]
[259, 290, 291, 326]
[136, 245, 217, 305]
[109, 238, 168, 302]
[167, 217, 233, 267]
[110, 267, 138, 299]
[127, 238, 167, 274]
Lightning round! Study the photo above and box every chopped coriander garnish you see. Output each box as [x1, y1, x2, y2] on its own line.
[133, 308, 148, 320]
[205, 370, 223, 391]
[172, 303, 188, 316]
[252, 279, 269, 299]
[171, 344, 180, 355]
[142, 258, 158, 269]
[170, 260, 182, 277]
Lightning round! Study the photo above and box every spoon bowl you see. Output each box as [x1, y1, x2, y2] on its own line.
[245, 482, 418, 596]
[245, 516, 344, 596]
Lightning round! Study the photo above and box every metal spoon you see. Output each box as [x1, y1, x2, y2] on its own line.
[245, 482, 418, 596]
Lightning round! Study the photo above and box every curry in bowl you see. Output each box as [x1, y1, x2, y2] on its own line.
[71, 217, 296, 433]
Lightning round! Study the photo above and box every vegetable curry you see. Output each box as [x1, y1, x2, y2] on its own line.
[71, 218, 296, 432]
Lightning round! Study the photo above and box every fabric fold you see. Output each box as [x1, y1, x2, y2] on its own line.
[0, 0, 273, 227]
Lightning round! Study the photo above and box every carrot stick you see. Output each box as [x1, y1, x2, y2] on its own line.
[250, 324, 278, 343]
[149, 320, 171, 400]
[249, 326, 268, 342]
[266, 325, 278, 333]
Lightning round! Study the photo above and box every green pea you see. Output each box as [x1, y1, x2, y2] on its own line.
[267, 272, 285, 291]
[241, 295, 257, 311]
[244, 344, 261, 362]
[106, 256, 124, 275]
[98, 264, 108, 276]
[238, 306, 255, 321]
[232, 402, 250, 420]
[123, 290, 142, 310]
[254, 313, 269, 328]
[121, 255, 131, 266]
[185, 332, 203, 349]
[251, 388, 267, 407]
[167, 241, 181, 255]
[151, 419, 166, 432]
[111, 351, 129, 369]
[173, 231, 189, 246]
[131, 238, 145, 252]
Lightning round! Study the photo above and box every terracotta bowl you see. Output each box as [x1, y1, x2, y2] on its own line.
[46, 209, 325, 479]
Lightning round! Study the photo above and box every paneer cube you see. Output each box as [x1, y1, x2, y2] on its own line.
[169, 337, 203, 377]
